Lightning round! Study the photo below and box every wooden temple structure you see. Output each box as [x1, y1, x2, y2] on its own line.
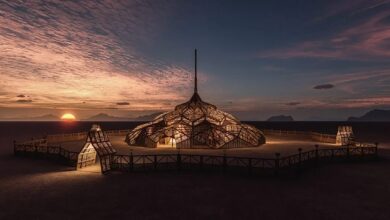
[126, 50, 266, 149]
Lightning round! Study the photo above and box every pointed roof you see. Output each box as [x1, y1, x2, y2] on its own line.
[84, 124, 116, 156]
[174, 49, 217, 111]
[194, 49, 198, 93]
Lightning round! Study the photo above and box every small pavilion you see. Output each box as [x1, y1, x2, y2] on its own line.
[77, 124, 116, 173]
[336, 126, 355, 146]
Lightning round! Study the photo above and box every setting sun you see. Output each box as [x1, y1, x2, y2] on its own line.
[61, 113, 76, 121]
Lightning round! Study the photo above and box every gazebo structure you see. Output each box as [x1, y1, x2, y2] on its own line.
[126, 50, 266, 149]
[77, 124, 116, 173]
[336, 125, 355, 146]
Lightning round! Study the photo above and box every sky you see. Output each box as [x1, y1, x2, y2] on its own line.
[0, 0, 389, 120]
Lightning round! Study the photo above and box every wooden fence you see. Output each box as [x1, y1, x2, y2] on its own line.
[13, 140, 378, 175]
[46, 129, 132, 142]
[13, 139, 78, 167]
[110, 144, 378, 175]
[263, 129, 337, 143]
[14, 128, 378, 176]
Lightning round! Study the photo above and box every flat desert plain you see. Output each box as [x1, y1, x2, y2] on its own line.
[1, 134, 390, 219]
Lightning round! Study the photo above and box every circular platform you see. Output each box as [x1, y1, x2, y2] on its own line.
[55, 134, 336, 158]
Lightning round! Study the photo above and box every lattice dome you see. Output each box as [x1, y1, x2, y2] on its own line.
[125, 50, 266, 149]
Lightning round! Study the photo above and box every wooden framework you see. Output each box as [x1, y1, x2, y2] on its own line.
[336, 126, 354, 146]
[77, 124, 116, 173]
[126, 50, 266, 149]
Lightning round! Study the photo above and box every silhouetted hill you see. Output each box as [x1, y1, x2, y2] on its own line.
[84, 113, 132, 121]
[348, 109, 390, 121]
[83, 112, 164, 121]
[266, 115, 294, 122]
[0, 114, 60, 121]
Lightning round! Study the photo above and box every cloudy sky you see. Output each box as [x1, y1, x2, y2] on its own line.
[0, 0, 389, 120]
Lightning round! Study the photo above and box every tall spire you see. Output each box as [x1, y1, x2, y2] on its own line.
[194, 49, 198, 93]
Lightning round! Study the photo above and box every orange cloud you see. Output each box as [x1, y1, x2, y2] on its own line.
[0, 1, 193, 111]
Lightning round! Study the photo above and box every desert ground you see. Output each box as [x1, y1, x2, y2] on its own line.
[59, 134, 337, 157]
[1, 134, 390, 219]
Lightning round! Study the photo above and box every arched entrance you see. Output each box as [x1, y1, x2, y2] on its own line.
[157, 136, 176, 148]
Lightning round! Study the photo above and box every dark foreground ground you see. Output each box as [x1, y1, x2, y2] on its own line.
[1, 149, 390, 220]
[1, 121, 390, 219]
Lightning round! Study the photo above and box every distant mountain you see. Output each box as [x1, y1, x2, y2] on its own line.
[83, 112, 164, 121]
[83, 113, 132, 121]
[0, 114, 60, 121]
[1, 112, 168, 122]
[266, 115, 294, 122]
[132, 112, 163, 121]
[348, 109, 390, 121]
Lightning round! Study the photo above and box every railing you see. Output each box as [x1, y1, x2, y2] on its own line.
[14, 141, 78, 167]
[110, 144, 378, 175]
[14, 139, 378, 176]
[105, 129, 132, 136]
[46, 129, 133, 142]
[14, 128, 379, 176]
[263, 129, 337, 143]
[46, 132, 87, 142]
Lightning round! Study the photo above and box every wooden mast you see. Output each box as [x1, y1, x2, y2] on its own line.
[194, 49, 198, 93]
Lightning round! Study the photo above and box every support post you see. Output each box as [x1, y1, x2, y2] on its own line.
[200, 155, 203, 171]
[223, 150, 227, 173]
[154, 155, 157, 171]
[13, 140, 16, 155]
[177, 150, 181, 171]
[374, 142, 379, 158]
[315, 144, 319, 164]
[298, 148, 302, 172]
[248, 158, 252, 176]
[129, 152, 133, 172]
[275, 153, 280, 176]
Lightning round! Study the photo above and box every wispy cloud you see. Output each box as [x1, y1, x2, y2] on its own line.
[285, 102, 301, 106]
[313, 0, 390, 22]
[258, 1, 390, 61]
[282, 97, 390, 109]
[0, 1, 193, 111]
[116, 102, 130, 106]
[313, 84, 334, 90]
[325, 69, 390, 94]
[16, 99, 33, 103]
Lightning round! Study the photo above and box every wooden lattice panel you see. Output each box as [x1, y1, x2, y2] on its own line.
[77, 125, 117, 173]
[336, 126, 354, 146]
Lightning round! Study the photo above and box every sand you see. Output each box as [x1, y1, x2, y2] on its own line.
[57, 134, 338, 157]
[1, 135, 390, 219]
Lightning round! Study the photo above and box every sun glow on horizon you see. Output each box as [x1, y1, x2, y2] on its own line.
[61, 113, 76, 121]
